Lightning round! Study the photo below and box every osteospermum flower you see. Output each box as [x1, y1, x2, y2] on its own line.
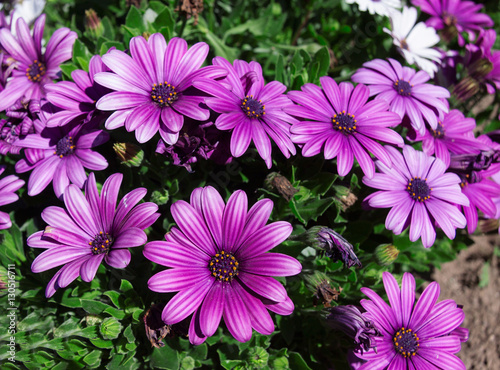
[193, 57, 297, 168]
[28, 172, 159, 297]
[383, 6, 442, 77]
[363, 145, 469, 247]
[0, 14, 77, 110]
[94, 34, 226, 144]
[0, 166, 24, 230]
[15, 114, 109, 198]
[143, 186, 302, 344]
[344, 0, 402, 17]
[412, 0, 494, 46]
[44, 54, 112, 127]
[414, 109, 486, 167]
[286, 77, 403, 178]
[352, 58, 450, 135]
[355, 272, 467, 369]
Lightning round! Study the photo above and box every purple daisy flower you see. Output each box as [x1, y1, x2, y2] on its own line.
[352, 58, 450, 135]
[193, 57, 297, 169]
[0, 98, 39, 155]
[354, 272, 467, 369]
[412, 0, 494, 46]
[459, 174, 500, 233]
[143, 186, 302, 344]
[0, 14, 77, 110]
[44, 54, 112, 127]
[363, 145, 469, 248]
[94, 34, 226, 144]
[414, 109, 486, 167]
[0, 166, 24, 230]
[15, 108, 109, 198]
[28, 172, 160, 297]
[286, 77, 403, 178]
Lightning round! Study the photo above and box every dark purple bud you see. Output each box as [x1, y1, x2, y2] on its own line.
[327, 305, 381, 353]
[311, 227, 361, 268]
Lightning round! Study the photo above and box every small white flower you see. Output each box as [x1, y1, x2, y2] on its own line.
[1, 0, 46, 27]
[345, 0, 402, 17]
[384, 6, 442, 77]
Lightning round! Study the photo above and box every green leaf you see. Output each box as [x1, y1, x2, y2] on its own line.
[59, 63, 78, 79]
[125, 6, 144, 31]
[291, 197, 335, 224]
[288, 352, 312, 370]
[0, 222, 25, 263]
[312, 46, 330, 77]
[153, 7, 174, 35]
[83, 350, 102, 368]
[479, 261, 490, 288]
[301, 172, 337, 196]
[150, 344, 179, 370]
[275, 54, 285, 83]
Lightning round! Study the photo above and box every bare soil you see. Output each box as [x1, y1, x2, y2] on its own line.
[432, 235, 500, 369]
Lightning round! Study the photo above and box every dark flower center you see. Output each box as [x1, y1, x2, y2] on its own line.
[407, 177, 431, 202]
[332, 111, 357, 134]
[54, 136, 75, 158]
[394, 80, 412, 96]
[151, 82, 178, 107]
[90, 231, 113, 255]
[26, 59, 46, 83]
[431, 122, 445, 138]
[209, 251, 239, 282]
[393, 327, 419, 358]
[241, 95, 265, 119]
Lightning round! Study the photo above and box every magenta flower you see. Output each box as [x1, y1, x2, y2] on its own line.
[144, 186, 302, 344]
[94, 34, 226, 145]
[354, 272, 467, 369]
[44, 54, 112, 127]
[352, 58, 450, 135]
[28, 172, 160, 297]
[412, 0, 493, 45]
[193, 57, 297, 168]
[0, 166, 24, 230]
[459, 174, 500, 233]
[0, 14, 77, 110]
[363, 145, 469, 248]
[414, 109, 486, 167]
[286, 77, 403, 178]
[15, 115, 109, 198]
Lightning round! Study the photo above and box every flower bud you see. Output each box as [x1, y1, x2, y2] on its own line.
[304, 271, 342, 307]
[375, 244, 399, 266]
[327, 305, 381, 353]
[113, 142, 144, 167]
[84, 9, 103, 39]
[308, 226, 361, 268]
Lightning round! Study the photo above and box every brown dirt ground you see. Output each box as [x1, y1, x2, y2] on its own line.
[432, 235, 500, 370]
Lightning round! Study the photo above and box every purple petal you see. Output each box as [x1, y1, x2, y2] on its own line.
[237, 271, 287, 302]
[80, 254, 105, 282]
[105, 249, 131, 268]
[31, 247, 90, 273]
[63, 184, 98, 237]
[239, 253, 301, 276]
[199, 283, 225, 337]
[223, 284, 252, 342]
[148, 268, 210, 292]
[235, 222, 292, 259]
[222, 190, 248, 252]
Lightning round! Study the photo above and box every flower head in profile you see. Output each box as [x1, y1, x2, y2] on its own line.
[345, 0, 402, 17]
[363, 145, 469, 247]
[286, 77, 403, 178]
[28, 172, 160, 297]
[15, 107, 109, 198]
[144, 186, 302, 344]
[193, 57, 297, 168]
[354, 272, 467, 369]
[383, 6, 442, 77]
[352, 58, 450, 135]
[0, 166, 24, 230]
[327, 305, 381, 353]
[0, 14, 77, 110]
[310, 226, 362, 268]
[414, 109, 486, 167]
[412, 0, 494, 45]
[44, 54, 112, 127]
[94, 34, 226, 145]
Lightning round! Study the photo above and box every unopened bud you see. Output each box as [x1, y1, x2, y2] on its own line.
[113, 142, 144, 167]
[308, 226, 362, 268]
[375, 244, 399, 266]
[304, 271, 342, 308]
[84, 9, 103, 39]
[453, 76, 481, 101]
[265, 172, 298, 201]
